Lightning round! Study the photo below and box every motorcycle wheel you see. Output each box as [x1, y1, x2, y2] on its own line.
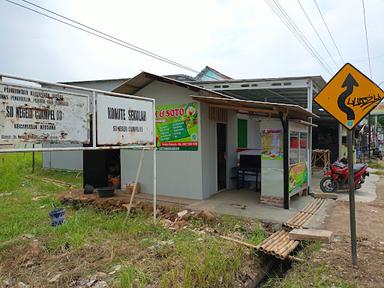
[320, 176, 338, 193]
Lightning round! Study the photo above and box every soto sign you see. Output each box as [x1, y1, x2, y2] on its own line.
[96, 94, 154, 146]
[156, 103, 198, 150]
[289, 162, 308, 193]
[0, 83, 89, 144]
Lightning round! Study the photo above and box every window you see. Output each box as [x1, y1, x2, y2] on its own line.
[290, 132, 300, 164]
[289, 131, 308, 164]
[300, 132, 308, 161]
[238, 119, 247, 148]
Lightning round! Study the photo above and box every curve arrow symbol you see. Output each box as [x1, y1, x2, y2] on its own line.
[338, 73, 358, 121]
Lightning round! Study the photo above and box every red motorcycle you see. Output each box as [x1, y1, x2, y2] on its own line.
[320, 158, 369, 193]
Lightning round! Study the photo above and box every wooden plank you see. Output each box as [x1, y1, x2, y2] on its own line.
[289, 228, 333, 243]
[219, 235, 258, 249]
[312, 192, 338, 200]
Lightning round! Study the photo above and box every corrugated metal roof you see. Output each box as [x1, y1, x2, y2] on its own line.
[112, 71, 235, 99]
[191, 95, 318, 121]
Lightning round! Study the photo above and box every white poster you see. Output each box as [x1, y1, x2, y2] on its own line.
[0, 83, 89, 144]
[96, 94, 154, 146]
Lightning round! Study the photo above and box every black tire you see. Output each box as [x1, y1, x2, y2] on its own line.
[320, 176, 337, 193]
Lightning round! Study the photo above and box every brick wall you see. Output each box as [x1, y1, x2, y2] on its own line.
[260, 195, 285, 208]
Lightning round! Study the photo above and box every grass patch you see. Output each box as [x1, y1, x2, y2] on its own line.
[371, 170, 384, 175]
[368, 161, 384, 169]
[262, 264, 356, 288]
[261, 242, 355, 288]
[0, 153, 262, 287]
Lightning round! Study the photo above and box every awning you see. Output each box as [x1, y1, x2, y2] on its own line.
[191, 95, 319, 121]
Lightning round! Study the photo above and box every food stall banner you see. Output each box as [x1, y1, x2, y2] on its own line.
[156, 103, 198, 151]
[261, 129, 283, 160]
[289, 162, 308, 193]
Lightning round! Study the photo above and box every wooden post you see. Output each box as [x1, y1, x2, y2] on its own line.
[279, 112, 289, 209]
[126, 149, 145, 217]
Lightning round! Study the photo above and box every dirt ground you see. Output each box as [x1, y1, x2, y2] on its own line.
[307, 175, 384, 287]
[325, 177, 384, 240]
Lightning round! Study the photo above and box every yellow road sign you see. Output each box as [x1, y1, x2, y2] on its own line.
[314, 63, 384, 130]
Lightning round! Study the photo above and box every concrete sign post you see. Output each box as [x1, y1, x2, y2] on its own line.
[0, 83, 89, 144]
[96, 94, 154, 146]
[315, 63, 384, 265]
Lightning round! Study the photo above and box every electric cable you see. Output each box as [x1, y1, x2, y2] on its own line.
[4, 0, 224, 81]
[313, 0, 344, 63]
[361, 0, 373, 77]
[296, 0, 339, 68]
[265, 0, 333, 75]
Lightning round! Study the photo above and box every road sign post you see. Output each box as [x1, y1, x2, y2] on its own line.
[314, 63, 384, 265]
[347, 130, 357, 265]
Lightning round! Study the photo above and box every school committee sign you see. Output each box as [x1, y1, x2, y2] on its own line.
[0, 83, 89, 144]
[96, 94, 154, 146]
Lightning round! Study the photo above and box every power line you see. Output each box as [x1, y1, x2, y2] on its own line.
[270, 0, 334, 74]
[265, 0, 333, 76]
[313, 0, 344, 64]
[266, 0, 325, 72]
[361, 0, 373, 78]
[296, 0, 339, 68]
[4, 0, 222, 81]
[17, 0, 198, 74]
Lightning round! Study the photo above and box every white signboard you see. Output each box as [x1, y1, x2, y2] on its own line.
[0, 83, 89, 144]
[96, 94, 154, 145]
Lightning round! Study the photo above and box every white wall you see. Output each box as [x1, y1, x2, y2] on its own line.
[120, 81, 204, 200]
[42, 143, 83, 170]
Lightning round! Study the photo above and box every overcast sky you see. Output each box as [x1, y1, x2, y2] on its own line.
[0, 0, 383, 84]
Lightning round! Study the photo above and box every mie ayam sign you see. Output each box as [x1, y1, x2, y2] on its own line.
[0, 83, 89, 144]
[96, 94, 154, 146]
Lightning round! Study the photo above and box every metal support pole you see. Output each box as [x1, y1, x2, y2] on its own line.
[368, 114, 371, 161]
[92, 91, 97, 148]
[153, 98, 157, 222]
[307, 81, 313, 193]
[153, 147, 157, 221]
[338, 124, 343, 160]
[347, 130, 357, 265]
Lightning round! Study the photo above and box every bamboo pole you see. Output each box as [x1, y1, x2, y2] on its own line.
[275, 239, 296, 256]
[281, 241, 300, 258]
[261, 231, 287, 251]
[259, 231, 284, 248]
[271, 236, 290, 255]
[290, 213, 307, 227]
[126, 149, 145, 217]
[295, 214, 311, 227]
[258, 231, 284, 250]
[219, 235, 259, 249]
[268, 234, 290, 254]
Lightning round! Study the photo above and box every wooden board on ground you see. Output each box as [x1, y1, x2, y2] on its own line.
[312, 192, 338, 200]
[289, 228, 333, 243]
